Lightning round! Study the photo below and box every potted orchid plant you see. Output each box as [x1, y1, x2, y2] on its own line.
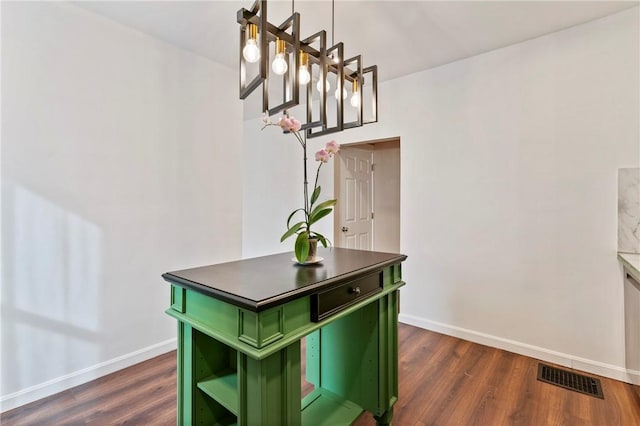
[262, 112, 340, 263]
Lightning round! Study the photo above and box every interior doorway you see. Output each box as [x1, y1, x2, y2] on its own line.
[334, 138, 400, 252]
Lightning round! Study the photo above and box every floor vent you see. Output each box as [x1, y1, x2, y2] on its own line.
[537, 364, 604, 399]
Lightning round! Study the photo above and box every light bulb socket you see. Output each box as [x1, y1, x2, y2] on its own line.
[275, 38, 286, 55]
[352, 78, 359, 93]
[246, 23, 258, 41]
[300, 50, 308, 67]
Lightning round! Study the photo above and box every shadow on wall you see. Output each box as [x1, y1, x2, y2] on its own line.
[1, 182, 103, 398]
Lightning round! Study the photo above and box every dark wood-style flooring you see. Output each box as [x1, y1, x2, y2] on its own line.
[2, 324, 640, 425]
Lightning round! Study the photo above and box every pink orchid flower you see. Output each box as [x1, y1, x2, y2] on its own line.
[325, 140, 340, 154]
[315, 149, 330, 163]
[278, 115, 302, 133]
[278, 116, 292, 131]
[290, 117, 302, 132]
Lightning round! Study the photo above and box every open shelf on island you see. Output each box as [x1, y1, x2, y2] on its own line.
[197, 367, 238, 415]
[301, 388, 364, 426]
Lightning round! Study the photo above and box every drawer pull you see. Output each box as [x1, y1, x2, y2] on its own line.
[350, 286, 361, 295]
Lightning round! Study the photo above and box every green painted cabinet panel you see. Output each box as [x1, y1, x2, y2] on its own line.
[312, 302, 380, 413]
[239, 342, 301, 425]
[305, 330, 321, 388]
[187, 290, 239, 340]
[171, 285, 186, 313]
[238, 306, 284, 348]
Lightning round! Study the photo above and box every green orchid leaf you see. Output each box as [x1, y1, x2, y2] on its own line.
[311, 232, 332, 248]
[310, 186, 321, 206]
[309, 199, 336, 219]
[315, 233, 328, 248]
[294, 231, 310, 263]
[286, 208, 306, 228]
[308, 208, 332, 225]
[280, 222, 305, 242]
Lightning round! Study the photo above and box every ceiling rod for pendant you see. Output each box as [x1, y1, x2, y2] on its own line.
[331, 0, 335, 46]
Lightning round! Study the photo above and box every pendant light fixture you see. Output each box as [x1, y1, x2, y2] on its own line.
[242, 23, 260, 63]
[350, 79, 360, 108]
[316, 78, 330, 93]
[237, 0, 377, 136]
[298, 50, 310, 84]
[271, 38, 288, 75]
[342, 54, 362, 129]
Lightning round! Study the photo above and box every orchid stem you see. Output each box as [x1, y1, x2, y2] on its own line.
[313, 163, 323, 199]
[302, 132, 309, 231]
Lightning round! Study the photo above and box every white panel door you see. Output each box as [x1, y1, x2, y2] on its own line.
[337, 147, 373, 250]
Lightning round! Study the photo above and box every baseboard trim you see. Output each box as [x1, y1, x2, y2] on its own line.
[399, 313, 640, 386]
[0, 338, 177, 413]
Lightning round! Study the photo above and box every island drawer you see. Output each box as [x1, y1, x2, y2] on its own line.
[310, 271, 382, 322]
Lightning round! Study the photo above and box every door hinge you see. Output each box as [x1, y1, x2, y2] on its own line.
[371, 163, 375, 172]
[371, 212, 374, 219]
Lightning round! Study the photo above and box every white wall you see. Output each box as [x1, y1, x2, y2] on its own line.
[1, 2, 243, 410]
[243, 7, 640, 382]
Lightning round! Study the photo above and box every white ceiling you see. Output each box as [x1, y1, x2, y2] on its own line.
[74, 0, 638, 118]
[74, 0, 638, 83]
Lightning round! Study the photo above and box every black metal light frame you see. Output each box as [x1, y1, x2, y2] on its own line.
[238, 0, 267, 100]
[362, 65, 378, 125]
[262, 12, 300, 115]
[300, 30, 327, 132]
[306, 42, 344, 139]
[342, 55, 363, 130]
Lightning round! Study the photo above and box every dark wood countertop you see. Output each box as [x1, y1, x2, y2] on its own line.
[162, 247, 407, 312]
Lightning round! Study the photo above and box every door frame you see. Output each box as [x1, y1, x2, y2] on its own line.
[334, 145, 375, 250]
[333, 137, 401, 251]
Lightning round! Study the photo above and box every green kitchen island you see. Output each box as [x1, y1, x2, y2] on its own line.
[163, 247, 407, 426]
